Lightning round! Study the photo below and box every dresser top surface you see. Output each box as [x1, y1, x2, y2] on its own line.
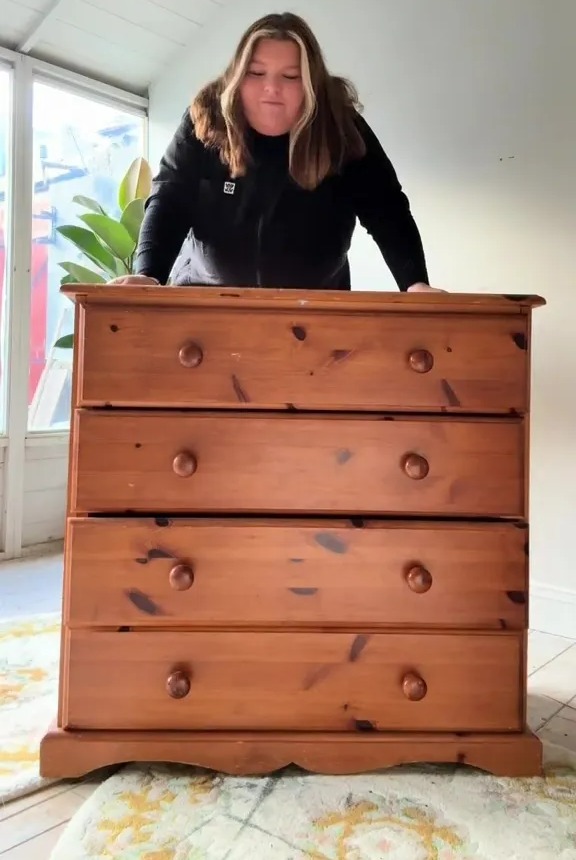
[61, 284, 545, 315]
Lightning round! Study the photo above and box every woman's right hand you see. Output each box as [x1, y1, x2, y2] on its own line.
[106, 275, 161, 285]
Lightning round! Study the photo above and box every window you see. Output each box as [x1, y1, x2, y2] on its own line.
[27, 81, 145, 431]
[0, 66, 10, 434]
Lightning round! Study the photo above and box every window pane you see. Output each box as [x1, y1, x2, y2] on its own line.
[28, 82, 145, 432]
[0, 68, 10, 434]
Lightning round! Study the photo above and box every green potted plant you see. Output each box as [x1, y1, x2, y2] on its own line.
[54, 156, 152, 348]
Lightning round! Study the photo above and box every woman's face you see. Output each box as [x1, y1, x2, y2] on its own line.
[239, 38, 305, 136]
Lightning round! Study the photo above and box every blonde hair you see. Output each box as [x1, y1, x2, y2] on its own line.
[191, 13, 366, 190]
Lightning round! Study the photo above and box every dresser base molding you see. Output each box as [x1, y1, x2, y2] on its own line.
[40, 726, 542, 779]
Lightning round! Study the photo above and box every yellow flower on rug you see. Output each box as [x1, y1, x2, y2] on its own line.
[0, 612, 61, 803]
[50, 748, 576, 859]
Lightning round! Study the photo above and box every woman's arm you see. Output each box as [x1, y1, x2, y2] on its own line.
[342, 114, 430, 292]
[133, 109, 203, 284]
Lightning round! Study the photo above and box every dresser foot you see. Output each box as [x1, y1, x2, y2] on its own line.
[39, 725, 543, 779]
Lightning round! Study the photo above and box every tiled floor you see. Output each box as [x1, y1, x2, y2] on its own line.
[0, 548, 63, 619]
[1, 553, 576, 857]
[0, 772, 115, 858]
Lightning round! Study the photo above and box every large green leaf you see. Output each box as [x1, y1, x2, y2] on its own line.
[73, 195, 106, 215]
[54, 333, 74, 349]
[118, 157, 152, 211]
[120, 198, 146, 243]
[114, 258, 130, 275]
[60, 262, 106, 283]
[57, 225, 119, 277]
[79, 213, 136, 261]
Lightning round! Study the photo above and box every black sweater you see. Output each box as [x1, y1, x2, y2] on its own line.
[134, 109, 429, 291]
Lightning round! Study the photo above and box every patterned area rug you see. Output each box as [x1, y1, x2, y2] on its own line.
[0, 612, 61, 803]
[50, 745, 576, 859]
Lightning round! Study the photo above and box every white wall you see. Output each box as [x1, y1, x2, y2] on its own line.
[0, 445, 5, 548]
[148, 0, 576, 636]
[22, 440, 68, 549]
[0, 439, 67, 557]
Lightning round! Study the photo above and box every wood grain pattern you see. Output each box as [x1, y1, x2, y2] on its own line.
[62, 283, 546, 313]
[65, 518, 528, 629]
[63, 630, 522, 732]
[40, 725, 543, 779]
[71, 411, 525, 517]
[77, 306, 529, 412]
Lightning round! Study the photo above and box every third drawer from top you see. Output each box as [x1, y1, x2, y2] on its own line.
[65, 518, 528, 630]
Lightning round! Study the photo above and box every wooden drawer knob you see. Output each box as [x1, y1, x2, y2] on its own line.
[402, 453, 429, 480]
[169, 563, 195, 591]
[402, 672, 428, 702]
[408, 349, 434, 373]
[406, 565, 433, 593]
[178, 341, 203, 368]
[173, 450, 197, 478]
[166, 669, 191, 699]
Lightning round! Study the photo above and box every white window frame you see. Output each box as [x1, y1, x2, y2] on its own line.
[0, 47, 148, 558]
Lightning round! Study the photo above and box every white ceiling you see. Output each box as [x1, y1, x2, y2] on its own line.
[0, 0, 227, 96]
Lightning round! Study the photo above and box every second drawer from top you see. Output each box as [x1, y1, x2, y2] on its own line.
[71, 411, 525, 518]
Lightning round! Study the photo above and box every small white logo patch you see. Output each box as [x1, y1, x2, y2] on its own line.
[223, 182, 236, 195]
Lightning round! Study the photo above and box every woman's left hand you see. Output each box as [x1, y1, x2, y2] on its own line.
[407, 282, 446, 293]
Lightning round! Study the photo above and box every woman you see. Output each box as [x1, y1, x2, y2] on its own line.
[115, 12, 443, 293]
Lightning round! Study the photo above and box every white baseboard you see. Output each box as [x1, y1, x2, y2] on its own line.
[0, 538, 63, 564]
[530, 582, 576, 639]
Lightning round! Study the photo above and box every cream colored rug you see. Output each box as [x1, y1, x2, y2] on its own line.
[0, 612, 61, 803]
[50, 744, 576, 859]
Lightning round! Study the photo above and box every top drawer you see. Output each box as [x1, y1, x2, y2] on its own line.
[76, 306, 529, 413]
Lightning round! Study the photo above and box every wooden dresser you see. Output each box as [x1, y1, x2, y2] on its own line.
[40, 285, 544, 778]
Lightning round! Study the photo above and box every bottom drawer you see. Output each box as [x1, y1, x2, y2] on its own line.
[64, 631, 522, 733]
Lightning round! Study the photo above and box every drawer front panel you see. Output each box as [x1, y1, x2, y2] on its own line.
[78, 306, 528, 413]
[72, 412, 524, 517]
[64, 631, 522, 732]
[66, 518, 527, 629]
